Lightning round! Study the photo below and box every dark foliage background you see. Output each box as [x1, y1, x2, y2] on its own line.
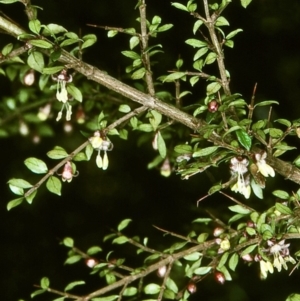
[1, 0, 300, 300]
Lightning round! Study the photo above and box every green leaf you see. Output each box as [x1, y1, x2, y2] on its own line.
[2, 43, 13, 55]
[119, 104, 131, 113]
[65, 255, 81, 265]
[64, 280, 85, 291]
[206, 82, 221, 95]
[286, 294, 300, 301]
[240, 0, 252, 8]
[27, 51, 44, 72]
[63, 237, 74, 247]
[121, 50, 140, 60]
[240, 244, 257, 257]
[208, 183, 222, 195]
[123, 287, 138, 296]
[157, 131, 167, 158]
[254, 100, 279, 108]
[46, 176, 62, 196]
[0, 0, 19, 2]
[193, 47, 208, 61]
[174, 144, 192, 154]
[91, 296, 119, 301]
[107, 30, 118, 37]
[272, 190, 289, 200]
[42, 66, 64, 75]
[192, 146, 218, 157]
[193, 20, 203, 34]
[228, 253, 239, 271]
[228, 213, 245, 224]
[31, 289, 46, 298]
[47, 146, 68, 159]
[192, 218, 212, 224]
[205, 52, 217, 64]
[138, 124, 153, 132]
[275, 202, 293, 215]
[40, 277, 50, 289]
[24, 157, 48, 174]
[29, 20, 41, 35]
[131, 67, 145, 79]
[166, 278, 178, 293]
[119, 129, 128, 140]
[144, 283, 161, 294]
[226, 29, 243, 40]
[82, 34, 97, 49]
[9, 184, 23, 195]
[194, 266, 212, 275]
[157, 24, 173, 32]
[7, 178, 33, 189]
[218, 252, 229, 269]
[228, 205, 251, 215]
[60, 38, 81, 47]
[236, 129, 252, 151]
[25, 190, 37, 204]
[275, 119, 291, 127]
[171, 2, 188, 11]
[73, 152, 87, 161]
[117, 219, 132, 231]
[185, 39, 207, 48]
[112, 236, 129, 244]
[29, 39, 53, 49]
[130, 36, 140, 50]
[67, 84, 83, 102]
[183, 252, 202, 261]
[7, 197, 24, 211]
[163, 72, 186, 82]
[87, 246, 102, 255]
[216, 16, 229, 26]
[42, 23, 68, 36]
[197, 233, 209, 243]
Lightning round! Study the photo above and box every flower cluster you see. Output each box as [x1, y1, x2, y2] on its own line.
[89, 131, 113, 170]
[52, 70, 73, 121]
[230, 157, 251, 199]
[259, 239, 296, 279]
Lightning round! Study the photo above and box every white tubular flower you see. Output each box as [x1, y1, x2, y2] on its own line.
[56, 80, 68, 103]
[266, 239, 296, 272]
[89, 131, 113, 170]
[230, 157, 251, 199]
[260, 260, 274, 279]
[255, 152, 275, 177]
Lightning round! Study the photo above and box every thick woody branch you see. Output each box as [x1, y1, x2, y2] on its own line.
[0, 15, 300, 185]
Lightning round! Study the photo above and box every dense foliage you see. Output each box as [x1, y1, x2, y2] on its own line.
[1, 0, 300, 300]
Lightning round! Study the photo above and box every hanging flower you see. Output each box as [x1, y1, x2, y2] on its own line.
[255, 151, 275, 177]
[230, 157, 251, 199]
[52, 70, 73, 121]
[265, 239, 296, 272]
[58, 161, 79, 182]
[89, 131, 113, 170]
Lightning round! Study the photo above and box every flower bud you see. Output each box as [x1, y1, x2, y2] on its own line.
[208, 100, 219, 113]
[23, 69, 35, 86]
[213, 227, 225, 237]
[187, 282, 197, 294]
[157, 265, 167, 278]
[85, 258, 98, 268]
[242, 254, 253, 262]
[214, 272, 225, 284]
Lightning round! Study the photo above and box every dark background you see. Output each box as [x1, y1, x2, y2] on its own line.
[1, 0, 300, 300]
